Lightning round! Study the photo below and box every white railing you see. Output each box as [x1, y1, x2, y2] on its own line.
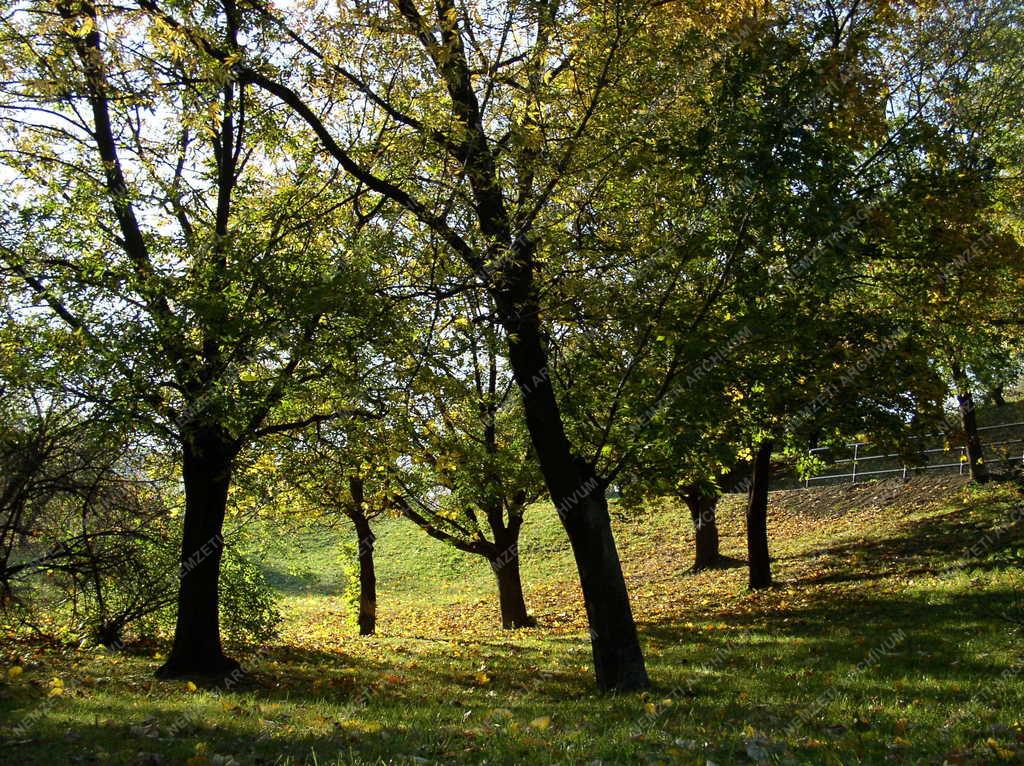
[803, 422, 1024, 486]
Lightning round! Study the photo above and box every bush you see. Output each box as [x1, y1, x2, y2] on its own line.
[218, 548, 283, 645]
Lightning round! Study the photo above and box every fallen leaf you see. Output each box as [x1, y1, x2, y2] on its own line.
[529, 715, 551, 730]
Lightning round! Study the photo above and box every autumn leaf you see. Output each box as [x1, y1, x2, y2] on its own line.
[529, 715, 551, 730]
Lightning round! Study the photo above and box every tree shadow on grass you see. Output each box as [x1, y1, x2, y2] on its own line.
[636, 585, 1024, 746]
[779, 500, 1023, 588]
[258, 564, 346, 596]
[205, 636, 594, 708]
[1, 708, 473, 766]
[688, 554, 748, 574]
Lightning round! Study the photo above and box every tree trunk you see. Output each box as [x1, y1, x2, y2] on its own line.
[683, 486, 720, 571]
[156, 427, 239, 679]
[561, 489, 649, 691]
[492, 554, 533, 628]
[349, 476, 376, 636]
[499, 278, 648, 691]
[990, 384, 1006, 408]
[489, 525, 534, 628]
[952, 364, 990, 484]
[746, 439, 774, 590]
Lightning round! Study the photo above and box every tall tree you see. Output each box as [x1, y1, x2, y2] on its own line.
[138, 0, 680, 689]
[0, 0, 384, 676]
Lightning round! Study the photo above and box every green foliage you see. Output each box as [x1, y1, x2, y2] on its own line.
[217, 549, 283, 646]
[335, 533, 361, 626]
[1, 0, 1024, 699]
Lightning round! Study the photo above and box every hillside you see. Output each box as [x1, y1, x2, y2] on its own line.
[256, 475, 1016, 641]
[2, 476, 1023, 765]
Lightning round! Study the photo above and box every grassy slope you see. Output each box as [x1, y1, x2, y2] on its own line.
[1, 476, 1023, 765]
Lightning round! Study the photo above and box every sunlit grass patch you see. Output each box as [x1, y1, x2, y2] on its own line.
[2, 478, 1022, 764]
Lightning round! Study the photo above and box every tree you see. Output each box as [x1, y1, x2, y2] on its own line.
[137, 0, 684, 689]
[585, 0, 903, 574]
[249, 414, 398, 638]
[269, 436, 390, 637]
[392, 291, 544, 628]
[867, 0, 1024, 483]
[0, 0, 385, 676]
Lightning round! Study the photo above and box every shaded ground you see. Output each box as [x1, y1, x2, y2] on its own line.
[1, 477, 1022, 765]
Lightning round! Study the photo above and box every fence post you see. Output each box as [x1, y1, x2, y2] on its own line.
[852, 443, 859, 484]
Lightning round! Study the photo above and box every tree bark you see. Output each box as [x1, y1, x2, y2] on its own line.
[500, 281, 648, 690]
[952, 363, 990, 484]
[746, 439, 774, 590]
[491, 553, 533, 628]
[156, 427, 239, 679]
[561, 488, 649, 691]
[488, 524, 534, 629]
[348, 477, 376, 636]
[683, 486, 720, 571]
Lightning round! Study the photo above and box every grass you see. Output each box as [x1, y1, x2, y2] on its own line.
[1, 475, 1023, 765]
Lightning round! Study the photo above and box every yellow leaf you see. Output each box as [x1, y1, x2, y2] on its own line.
[186, 680, 198, 692]
[474, 672, 490, 685]
[7, 666, 23, 679]
[529, 715, 551, 730]
[644, 702, 657, 714]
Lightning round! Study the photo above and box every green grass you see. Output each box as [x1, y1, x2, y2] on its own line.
[2, 476, 1023, 765]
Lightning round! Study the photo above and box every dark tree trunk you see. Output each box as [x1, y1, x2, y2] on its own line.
[952, 364, 990, 484]
[746, 439, 774, 590]
[683, 486, 720, 571]
[959, 389, 990, 484]
[156, 427, 239, 679]
[561, 489, 649, 691]
[348, 477, 376, 637]
[499, 276, 648, 691]
[990, 384, 1006, 408]
[488, 524, 534, 629]
[491, 554, 533, 628]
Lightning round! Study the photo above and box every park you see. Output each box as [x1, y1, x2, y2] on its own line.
[1, 0, 1022, 763]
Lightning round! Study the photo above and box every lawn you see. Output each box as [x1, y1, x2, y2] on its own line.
[2, 476, 1023, 765]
